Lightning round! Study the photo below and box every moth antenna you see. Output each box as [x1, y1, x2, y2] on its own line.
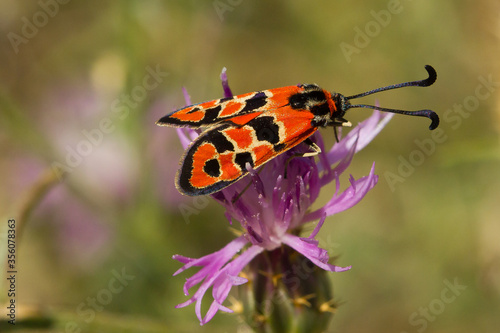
[346, 65, 437, 100]
[344, 65, 439, 130]
[348, 104, 439, 130]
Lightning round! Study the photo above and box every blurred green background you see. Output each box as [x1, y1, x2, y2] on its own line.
[1, 0, 499, 332]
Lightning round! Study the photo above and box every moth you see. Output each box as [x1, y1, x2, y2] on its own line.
[157, 65, 439, 196]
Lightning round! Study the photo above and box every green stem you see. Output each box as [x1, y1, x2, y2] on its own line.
[15, 169, 63, 240]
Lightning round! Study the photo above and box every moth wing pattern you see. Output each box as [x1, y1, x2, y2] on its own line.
[156, 85, 303, 128]
[176, 107, 319, 196]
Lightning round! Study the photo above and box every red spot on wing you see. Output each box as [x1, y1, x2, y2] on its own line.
[280, 113, 315, 138]
[265, 85, 302, 108]
[219, 153, 241, 181]
[190, 143, 218, 188]
[219, 100, 244, 117]
[252, 144, 278, 167]
[169, 100, 219, 123]
[224, 127, 254, 149]
[229, 112, 263, 126]
[198, 100, 218, 108]
[189, 143, 241, 189]
[171, 106, 205, 122]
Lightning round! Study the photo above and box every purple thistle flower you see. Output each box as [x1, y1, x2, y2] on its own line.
[172, 69, 393, 325]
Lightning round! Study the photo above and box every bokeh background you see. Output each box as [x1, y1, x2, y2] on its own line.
[1, 1, 499, 332]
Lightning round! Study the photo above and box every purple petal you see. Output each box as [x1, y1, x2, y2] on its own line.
[326, 110, 392, 166]
[304, 162, 378, 222]
[174, 236, 248, 322]
[173, 235, 247, 290]
[182, 87, 192, 105]
[282, 234, 351, 272]
[352, 110, 393, 153]
[176, 128, 193, 150]
[308, 212, 327, 239]
[220, 67, 233, 98]
[201, 244, 264, 325]
[173, 236, 265, 325]
[247, 163, 266, 198]
[320, 134, 358, 186]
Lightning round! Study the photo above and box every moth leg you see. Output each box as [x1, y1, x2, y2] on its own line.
[334, 126, 340, 143]
[301, 139, 322, 157]
[284, 138, 322, 178]
[332, 118, 352, 142]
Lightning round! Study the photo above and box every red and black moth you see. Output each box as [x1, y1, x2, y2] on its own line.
[157, 65, 439, 196]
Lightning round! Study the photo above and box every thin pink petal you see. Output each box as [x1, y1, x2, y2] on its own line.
[282, 234, 351, 272]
